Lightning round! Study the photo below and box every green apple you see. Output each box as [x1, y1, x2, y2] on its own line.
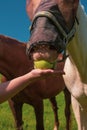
[34, 60, 56, 69]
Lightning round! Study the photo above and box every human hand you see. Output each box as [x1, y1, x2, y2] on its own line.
[29, 69, 65, 82]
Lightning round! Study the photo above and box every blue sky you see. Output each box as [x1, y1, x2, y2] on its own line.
[0, 0, 87, 42]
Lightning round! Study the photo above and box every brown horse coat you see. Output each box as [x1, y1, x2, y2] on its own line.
[0, 35, 71, 130]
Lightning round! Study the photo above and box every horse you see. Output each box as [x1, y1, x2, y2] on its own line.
[0, 35, 71, 130]
[26, 0, 87, 129]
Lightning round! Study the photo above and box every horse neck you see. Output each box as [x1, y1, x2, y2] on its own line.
[0, 38, 27, 80]
[67, 3, 87, 82]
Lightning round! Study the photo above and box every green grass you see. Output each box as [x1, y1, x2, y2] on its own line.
[0, 91, 77, 130]
[0, 74, 77, 129]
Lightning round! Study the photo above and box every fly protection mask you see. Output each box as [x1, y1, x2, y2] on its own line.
[26, 0, 76, 60]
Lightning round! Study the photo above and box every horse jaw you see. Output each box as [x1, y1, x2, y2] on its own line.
[56, 0, 79, 29]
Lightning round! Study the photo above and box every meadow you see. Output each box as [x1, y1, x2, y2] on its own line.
[0, 74, 77, 130]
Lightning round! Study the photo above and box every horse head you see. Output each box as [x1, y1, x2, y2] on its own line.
[26, 0, 79, 69]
